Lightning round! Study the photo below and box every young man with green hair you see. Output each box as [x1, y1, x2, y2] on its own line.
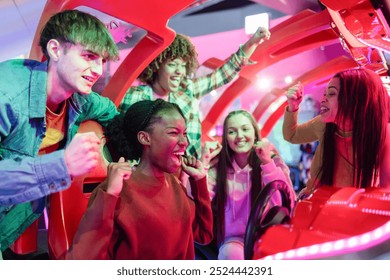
[0, 9, 119, 259]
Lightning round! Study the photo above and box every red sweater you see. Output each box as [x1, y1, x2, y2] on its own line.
[66, 170, 213, 259]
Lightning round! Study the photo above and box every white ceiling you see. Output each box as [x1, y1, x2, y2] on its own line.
[0, 0, 323, 62]
[0, 0, 46, 62]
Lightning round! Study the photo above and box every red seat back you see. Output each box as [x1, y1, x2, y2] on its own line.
[48, 120, 108, 260]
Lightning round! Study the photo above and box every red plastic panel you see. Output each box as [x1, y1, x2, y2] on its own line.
[253, 187, 390, 259]
[258, 56, 358, 136]
[320, 0, 367, 11]
[201, 9, 339, 136]
[48, 121, 107, 260]
[8, 220, 38, 255]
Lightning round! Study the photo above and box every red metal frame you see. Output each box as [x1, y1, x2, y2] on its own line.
[258, 55, 358, 136]
[201, 0, 390, 138]
[48, 121, 107, 260]
[201, 9, 340, 137]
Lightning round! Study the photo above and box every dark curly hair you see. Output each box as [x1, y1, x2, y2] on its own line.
[138, 34, 199, 85]
[105, 99, 185, 161]
[39, 9, 119, 62]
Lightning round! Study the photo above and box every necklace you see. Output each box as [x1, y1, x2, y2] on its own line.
[336, 128, 352, 138]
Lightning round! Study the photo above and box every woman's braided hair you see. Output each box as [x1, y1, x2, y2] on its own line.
[105, 99, 185, 161]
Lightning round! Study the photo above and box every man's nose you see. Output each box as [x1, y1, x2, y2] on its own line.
[90, 59, 103, 76]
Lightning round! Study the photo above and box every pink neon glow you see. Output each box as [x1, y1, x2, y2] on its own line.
[261, 220, 390, 260]
[363, 193, 390, 201]
[362, 208, 390, 216]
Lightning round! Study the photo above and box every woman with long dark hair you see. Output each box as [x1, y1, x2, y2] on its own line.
[283, 68, 390, 197]
[206, 110, 294, 260]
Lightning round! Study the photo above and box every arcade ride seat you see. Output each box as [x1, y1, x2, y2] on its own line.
[195, 180, 295, 260]
[248, 186, 390, 260]
[48, 121, 109, 260]
[244, 180, 295, 260]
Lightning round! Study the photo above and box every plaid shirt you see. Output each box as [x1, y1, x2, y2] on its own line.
[119, 47, 250, 158]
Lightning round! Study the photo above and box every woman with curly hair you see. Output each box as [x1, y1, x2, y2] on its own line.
[283, 68, 390, 197]
[119, 28, 270, 158]
[66, 99, 213, 259]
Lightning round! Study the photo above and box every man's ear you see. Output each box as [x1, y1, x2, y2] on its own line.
[137, 131, 151, 146]
[46, 39, 62, 61]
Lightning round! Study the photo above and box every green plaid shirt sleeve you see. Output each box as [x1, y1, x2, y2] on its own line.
[191, 46, 253, 99]
[118, 86, 153, 114]
[183, 47, 253, 157]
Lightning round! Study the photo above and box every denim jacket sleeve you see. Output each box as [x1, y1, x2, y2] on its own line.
[0, 74, 72, 205]
[75, 92, 118, 127]
[0, 150, 71, 205]
[66, 92, 119, 141]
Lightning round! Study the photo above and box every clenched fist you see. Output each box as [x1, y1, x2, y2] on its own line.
[64, 132, 101, 178]
[254, 138, 278, 165]
[106, 157, 134, 196]
[286, 82, 304, 112]
[251, 26, 271, 45]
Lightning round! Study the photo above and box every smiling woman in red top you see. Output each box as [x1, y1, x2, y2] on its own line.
[66, 99, 213, 259]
